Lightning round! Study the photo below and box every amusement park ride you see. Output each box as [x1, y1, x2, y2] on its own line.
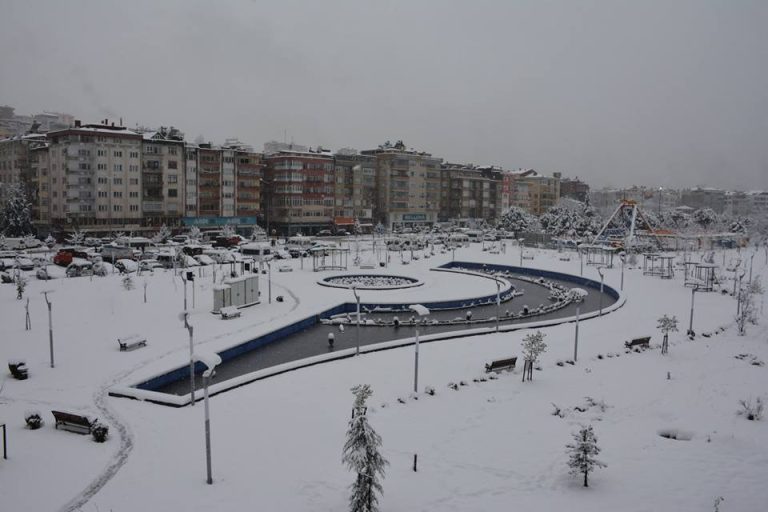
[592, 200, 666, 251]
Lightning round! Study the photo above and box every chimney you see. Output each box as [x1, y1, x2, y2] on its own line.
[74, 119, 81, 128]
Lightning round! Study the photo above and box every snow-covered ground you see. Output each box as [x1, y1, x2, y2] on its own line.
[1, 245, 766, 511]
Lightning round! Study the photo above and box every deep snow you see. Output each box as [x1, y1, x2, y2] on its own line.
[0, 243, 766, 512]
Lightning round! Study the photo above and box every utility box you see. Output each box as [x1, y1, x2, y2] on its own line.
[212, 275, 259, 313]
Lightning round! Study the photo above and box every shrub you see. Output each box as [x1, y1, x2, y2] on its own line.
[24, 411, 43, 429]
[737, 397, 764, 421]
[92, 423, 109, 442]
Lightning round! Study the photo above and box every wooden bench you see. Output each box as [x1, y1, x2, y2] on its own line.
[220, 306, 241, 320]
[117, 335, 147, 351]
[624, 336, 651, 350]
[8, 361, 28, 380]
[359, 264, 376, 270]
[51, 410, 95, 435]
[485, 356, 517, 373]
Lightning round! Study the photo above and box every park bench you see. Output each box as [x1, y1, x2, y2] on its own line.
[51, 410, 95, 435]
[220, 306, 241, 320]
[278, 264, 293, 272]
[359, 263, 376, 270]
[117, 335, 147, 352]
[485, 356, 517, 373]
[624, 336, 651, 350]
[8, 361, 28, 380]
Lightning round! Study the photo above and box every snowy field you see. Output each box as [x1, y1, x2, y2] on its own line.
[1, 244, 767, 512]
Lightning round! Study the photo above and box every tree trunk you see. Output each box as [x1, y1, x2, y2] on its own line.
[583, 470, 588, 487]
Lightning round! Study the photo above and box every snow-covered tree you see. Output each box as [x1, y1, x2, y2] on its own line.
[122, 275, 135, 291]
[342, 384, 388, 512]
[44, 234, 56, 248]
[15, 272, 28, 300]
[0, 183, 33, 236]
[539, 199, 604, 239]
[374, 223, 386, 237]
[498, 206, 539, 235]
[566, 425, 606, 487]
[521, 330, 547, 381]
[189, 226, 202, 241]
[152, 224, 171, 243]
[657, 314, 678, 354]
[222, 224, 236, 237]
[693, 208, 717, 230]
[66, 229, 85, 246]
[0, 234, 7, 250]
[354, 217, 362, 236]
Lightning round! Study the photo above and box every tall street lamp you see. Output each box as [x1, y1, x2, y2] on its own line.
[352, 286, 361, 356]
[267, 260, 272, 304]
[618, 251, 626, 291]
[597, 266, 605, 316]
[495, 278, 501, 332]
[687, 285, 699, 337]
[408, 304, 430, 394]
[42, 290, 54, 368]
[194, 352, 222, 485]
[518, 238, 525, 267]
[180, 311, 196, 405]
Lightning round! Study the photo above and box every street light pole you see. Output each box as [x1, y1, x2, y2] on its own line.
[182, 312, 196, 406]
[518, 238, 525, 267]
[195, 353, 221, 485]
[42, 291, 54, 368]
[573, 306, 580, 362]
[597, 267, 605, 316]
[408, 304, 430, 394]
[619, 251, 626, 291]
[495, 279, 501, 332]
[352, 286, 361, 356]
[267, 261, 272, 304]
[687, 286, 698, 337]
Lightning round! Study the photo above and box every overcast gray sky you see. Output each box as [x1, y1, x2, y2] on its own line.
[2, 0, 767, 190]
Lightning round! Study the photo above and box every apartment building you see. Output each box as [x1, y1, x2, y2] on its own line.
[332, 151, 376, 229]
[680, 187, 726, 213]
[46, 121, 143, 230]
[141, 129, 185, 227]
[560, 177, 590, 202]
[263, 149, 335, 235]
[439, 163, 502, 222]
[362, 142, 442, 231]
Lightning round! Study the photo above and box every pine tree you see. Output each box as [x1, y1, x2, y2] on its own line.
[1, 183, 33, 236]
[152, 224, 171, 243]
[342, 384, 388, 512]
[566, 425, 606, 487]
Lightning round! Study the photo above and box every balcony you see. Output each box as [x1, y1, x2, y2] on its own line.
[142, 201, 164, 213]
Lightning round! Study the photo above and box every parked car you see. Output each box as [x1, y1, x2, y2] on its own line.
[36, 267, 53, 280]
[115, 259, 139, 273]
[139, 259, 163, 272]
[66, 259, 94, 277]
[0, 271, 13, 284]
[316, 229, 333, 237]
[273, 248, 292, 260]
[53, 248, 90, 267]
[0, 258, 16, 271]
[193, 254, 216, 266]
[14, 256, 35, 271]
[287, 248, 307, 258]
[99, 245, 135, 263]
[213, 236, 241, 248]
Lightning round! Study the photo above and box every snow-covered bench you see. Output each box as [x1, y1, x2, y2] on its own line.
[485, 356, 517, 373]
[8, 360, 28, 380]
[117, 335, 147, 352]
[220, 306, 241, 320]
[359, 263, 376, 270]
[51, 410, 95, 435]
[624, 336, 651, 350]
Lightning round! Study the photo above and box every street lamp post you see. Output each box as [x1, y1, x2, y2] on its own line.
[495, 279, 501, 332]
[194, 353, 222, 485]
[573, 306, 580, 362]
[518, 238, 525, 267]
[687, 286, 698, 337]
[408, 304, 430, 394]
[267, 261, 272, 304]
[181, 311, 196, 405]
[619, 251, 626, 291]
[352, 286, 361, 356]
[597, 267, 605, 316]
[657, 187, 663, 216]
[42, 291, 54, 368]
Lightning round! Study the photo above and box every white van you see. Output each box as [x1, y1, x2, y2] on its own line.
[240, 242, 273, 263]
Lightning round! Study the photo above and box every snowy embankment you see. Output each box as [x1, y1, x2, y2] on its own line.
[1, 246, 766, 512]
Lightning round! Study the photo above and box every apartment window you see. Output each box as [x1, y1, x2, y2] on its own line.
[129, 165, 139, 172]
[168, 189, 178, 197]
[114, 164, 123, 172]
[113, 178, 123, 185]
[97, 163, 107, 170]
[97, 150, 106, 157]
[98, 191, 107, 198]
[129, 151, 139, 158]
[129, 191, 138, 198]
[168, 161, 178, 170]
[169, 147, 177, 155]
[129, 204, 139, 212]
[114, 151, 122, 157]
[129, 178, 139, 185]
[113, 205, 122, 212]
[168, 175, 178, 184]
[113, 191, 122, 198]
[98, 205, 107, 211]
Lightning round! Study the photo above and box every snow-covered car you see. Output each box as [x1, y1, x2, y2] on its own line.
[115, 259, 139, 273]
[92, 261, 110, 276]
[0, 258, 16, 271]
[193, 254, 216, 266]
[66, 259, 94, 277]
[0, 271, 13, 284]
[180, 254, 200, 268]
[273, 249, 292, 260]
[14, 256, 35, 271]
[139, 259, 163, 271]
[36, 267, 53, 280]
